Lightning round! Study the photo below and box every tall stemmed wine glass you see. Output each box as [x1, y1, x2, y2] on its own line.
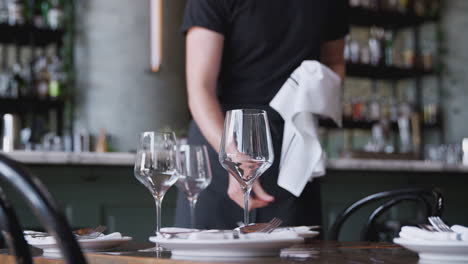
[134, 131, 179, 251]
[176, 145, 212, 228]
[219, 109, 274, 226]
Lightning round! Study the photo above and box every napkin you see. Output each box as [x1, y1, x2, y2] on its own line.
[24, 231, 123, 245]
[399, 226, 468, 242]
[270, 61, 342, 197]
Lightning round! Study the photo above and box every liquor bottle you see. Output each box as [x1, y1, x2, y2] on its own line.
[0, 0, 8, 23]
[41, 0, 51, 27]
[349, 36, 360, 64]
[398, 0, 409, 14]
[369, 27, 382, 65]
[7, 0, 25, 25]
[389, 98, 399, 122]
[9, 63, 25, 98]
[48, 55, 63, 98]
[33, 0, 46, 27]
[413, 0, 425, 17]
[369, 95, 381, 121]
[34, 55, 50, 99]
[384, 31, 394, 66]
[47, 0, 63, 29]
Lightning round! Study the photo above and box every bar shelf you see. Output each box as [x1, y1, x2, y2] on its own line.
[0, 23, 64, 46]
[349, 7, 439, 30]
[346, 63, 434, 80]
[0, 97, 64, 114]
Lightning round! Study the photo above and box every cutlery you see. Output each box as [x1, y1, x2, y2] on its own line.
[428, 216, 453, 232]
[237, 217, 283, 234]
[417, 224, 437, 232]
[25, 225, 107, 239]
[75, 225, 107, 239]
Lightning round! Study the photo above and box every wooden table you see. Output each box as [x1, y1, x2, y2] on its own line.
[0, 241, 420, 264]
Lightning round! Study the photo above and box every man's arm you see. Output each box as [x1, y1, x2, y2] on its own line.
[186, 27, 274, 210]
[320, 38, 346, 79]
[186, 27, 225, 152]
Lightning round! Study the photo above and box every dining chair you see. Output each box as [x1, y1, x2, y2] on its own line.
[0, 186, 33, 264]
[329, 187, 444, 241]
[0, 153, 87, 264]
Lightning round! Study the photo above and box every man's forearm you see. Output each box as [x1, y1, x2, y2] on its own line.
[188, 90, 225, 153]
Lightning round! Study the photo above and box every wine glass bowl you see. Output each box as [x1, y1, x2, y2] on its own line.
[219, 109, 274, 226]
[176, 144, 212, 228]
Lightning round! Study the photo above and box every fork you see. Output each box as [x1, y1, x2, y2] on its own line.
[75, 225, 107, 239]
[428, 216, 453, 232]
[259, 217, 283, 233]
[237, 217, 283, 234]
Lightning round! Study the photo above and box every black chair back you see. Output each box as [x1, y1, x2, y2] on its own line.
[329, 188, 444, 241]
[0, 154, 86, 264]
[0, 186, 33, 264]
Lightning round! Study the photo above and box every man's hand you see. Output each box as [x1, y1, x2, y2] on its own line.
[227, 174, 275, 211]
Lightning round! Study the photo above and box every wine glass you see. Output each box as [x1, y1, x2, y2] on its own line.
[219, 109, 274, 226]
[134, 131, 179, 251]
[176, 145, 212, 228]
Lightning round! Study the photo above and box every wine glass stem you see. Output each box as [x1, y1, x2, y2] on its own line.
[243, 186, 252, 226]
[154, 197, 162, 234]
[188, 197, 198, 229]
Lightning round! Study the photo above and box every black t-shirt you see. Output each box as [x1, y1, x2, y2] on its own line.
[182, 0, 349, 105]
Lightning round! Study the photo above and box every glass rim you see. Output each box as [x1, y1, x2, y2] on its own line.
[227, 109, 267, 115]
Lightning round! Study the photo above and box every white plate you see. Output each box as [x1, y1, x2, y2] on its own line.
[394, 237, 468, 262]
[150, 236, 303, 257]
[274, 228, 320, 239]
[30, 237, 132, 253]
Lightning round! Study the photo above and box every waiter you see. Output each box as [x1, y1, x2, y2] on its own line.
[175, 0, 348, 229]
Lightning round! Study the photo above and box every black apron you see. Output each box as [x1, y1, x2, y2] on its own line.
[175, 105, 322, 229]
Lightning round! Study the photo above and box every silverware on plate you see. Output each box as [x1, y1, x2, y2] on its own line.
[428, 216, 453, 233]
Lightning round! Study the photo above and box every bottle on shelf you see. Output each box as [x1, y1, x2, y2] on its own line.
[423, 103, 439, 125]
[40, 0, 51, 27]
[47, 0, 64, 30]
[34, 55, 50, 99]
[47, 55, 64, 99]
[348, 35, 360, 64]
[32, 0, 46, 27]
[384, 31, 394, 66]
[389, 98, 399, 122]
[6, 0, 25, 25]
[343, 99, 353, 120]
[398, 0, 409, 14]
[352, 98, 366, 120]
[413, 0, 426, 17]
[368, 95, 381, 121]
[0, 0, 8, 23]
[369, 27, 384, 65]
[360, 44, 371, 65]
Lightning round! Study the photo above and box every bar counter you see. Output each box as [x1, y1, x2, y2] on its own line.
[0, 241, 419, 264]
[3, 150, 468, 173]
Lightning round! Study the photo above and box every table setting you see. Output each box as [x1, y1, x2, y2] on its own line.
[128, 107, 327, 258]
[23, 226, 132, 254]
[394, 216, 468, 262]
